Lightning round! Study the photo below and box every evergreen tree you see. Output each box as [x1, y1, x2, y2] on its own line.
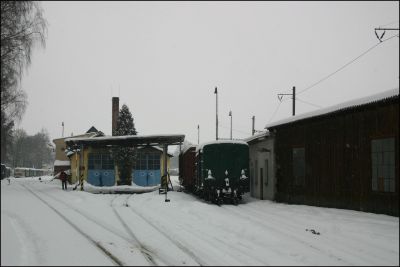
[112, 104, 137, 185]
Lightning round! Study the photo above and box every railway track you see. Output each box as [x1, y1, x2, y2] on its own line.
[21, 184, 124, 266]
[30, 186, 200, 266]
[23, 185, 158, 266]
[124, 195, 206, 266]
[109, 195, 158, 265]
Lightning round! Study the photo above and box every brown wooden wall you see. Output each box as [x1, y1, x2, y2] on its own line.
[271, 98, 399, 216]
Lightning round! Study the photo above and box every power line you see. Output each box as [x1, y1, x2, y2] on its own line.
[297, 34, 399, 96]
[379, 20, 399, 28]
[267, 99, 285, 123]
[297, 43, 379, 95]
[268, 32, 398, 124]
[219, 124, 251, 136]
[296, 97, 323, 108]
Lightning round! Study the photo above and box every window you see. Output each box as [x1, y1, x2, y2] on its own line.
[88, 153, 114, 170]
[371, 138, 395, 192]
[135, 152, 160, 170]
[102, 154, 114, 170]
[148, 153, 160, 170]
[293, 147, 305, 186]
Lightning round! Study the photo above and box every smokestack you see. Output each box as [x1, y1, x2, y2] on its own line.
[112, 97, 119, 136]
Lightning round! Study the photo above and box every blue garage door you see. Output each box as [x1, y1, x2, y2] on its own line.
[88, 153, 115, 186]
[133, 152, 160, 186]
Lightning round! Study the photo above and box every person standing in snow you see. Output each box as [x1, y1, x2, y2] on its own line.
[60, 170, 68, 190]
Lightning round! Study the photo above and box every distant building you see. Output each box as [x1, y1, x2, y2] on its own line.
[52, 127, 100, 175]
[65, 135, 180, 186]
[244, 131, 275, 201]
[265, 88, 399, 216]
[59, 97, 184, 187]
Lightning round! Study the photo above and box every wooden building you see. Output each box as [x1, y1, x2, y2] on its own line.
[265, 88, 399, 216]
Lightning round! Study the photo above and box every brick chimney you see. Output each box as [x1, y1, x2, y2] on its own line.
[112, 97, 119, 136]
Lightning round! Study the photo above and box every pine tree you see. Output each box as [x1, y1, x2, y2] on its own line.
[112, 104, 137, 185]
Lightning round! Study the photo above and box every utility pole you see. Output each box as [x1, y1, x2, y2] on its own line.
[252, 116, 255, 135]
[278, 86, 296, 116]
[374, 27, 400, 42]
[229, 111, 232, 140]
[197, 124, 200, 144]
[62, 122, 64, 137]
[214, 87, 218, 140]
[292, 86, 296, 116]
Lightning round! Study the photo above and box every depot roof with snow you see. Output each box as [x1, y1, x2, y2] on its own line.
[265, 87, 399, 129]
[65, 134, 185, 147]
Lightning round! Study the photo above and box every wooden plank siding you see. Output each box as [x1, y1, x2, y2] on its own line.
[271, 98, 398, 216]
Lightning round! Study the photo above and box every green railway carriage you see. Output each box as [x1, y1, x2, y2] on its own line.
[195, 140, 250, 205]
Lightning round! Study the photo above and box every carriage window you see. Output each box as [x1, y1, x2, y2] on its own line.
[293, 147, 305, 186]
[371, 138, 395, 192]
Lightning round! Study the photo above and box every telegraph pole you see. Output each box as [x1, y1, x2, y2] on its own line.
[229, 111, 232, 140]
[197, 124, 200, 144]
[215, 87, 218, 140]
[374, 27, 400, 42]
[292, 86, 296, 116]
[252, 116, 255, 135]
[278, 86, 296, 116]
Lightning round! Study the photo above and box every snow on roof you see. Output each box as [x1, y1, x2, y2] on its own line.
[54, 160, 70, 166]
[137, 146, 174, 157]
[265, 87, 399, 129]
[181, 144, 197, 155]
[65, 134, 185, 144]
[52, 131, 99, 142]
[243, 131, 270, 143]
[180, 140, 198, 155]
[66, 150, 75, 157]
[196, 139, 249, 152]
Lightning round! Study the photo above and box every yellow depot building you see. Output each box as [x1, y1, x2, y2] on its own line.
[65, 135, 183, 186]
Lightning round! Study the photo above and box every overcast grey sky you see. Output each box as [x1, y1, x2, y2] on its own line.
[18, 1, 399, 145]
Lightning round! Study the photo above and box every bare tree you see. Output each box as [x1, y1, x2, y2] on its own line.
[1, 1, 47, 163]
[1, 1, 47, 80]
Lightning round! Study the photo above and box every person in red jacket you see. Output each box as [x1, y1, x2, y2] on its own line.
[60, 170, 68, 190]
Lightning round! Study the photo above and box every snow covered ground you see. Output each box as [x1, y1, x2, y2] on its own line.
[1, 176, 399, 266]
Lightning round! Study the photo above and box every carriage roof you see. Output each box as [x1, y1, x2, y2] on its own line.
[196, 139, 248, 153]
